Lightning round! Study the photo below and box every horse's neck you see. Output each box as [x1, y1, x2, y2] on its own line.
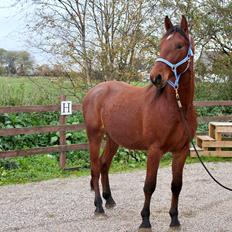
[163, 69, 194, 112]
[177, 69, 195, 111]
[147, 68, 194, 112]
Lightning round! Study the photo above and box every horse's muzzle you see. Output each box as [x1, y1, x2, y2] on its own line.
[151, 74, 166, 89]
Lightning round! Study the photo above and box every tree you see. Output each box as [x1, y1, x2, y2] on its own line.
[18, 0, 160, 85]
[14, 0, 232, 86]
[158, 0, 232, 82]
[197, 0, 232, 82]
[16, 51, 34, 76]
[0, 49, 7, 75]
[34, 64, 51, 76]
[23, 0, 92, 85]
[0, 49, 34, 76]
[89, 0, 159, 81]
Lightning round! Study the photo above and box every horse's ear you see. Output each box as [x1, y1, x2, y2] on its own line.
[180, 15, 189, 35]
[164, 16, 173, 31]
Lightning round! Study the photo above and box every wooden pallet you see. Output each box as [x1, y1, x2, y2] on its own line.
[190, 122, 232, 157]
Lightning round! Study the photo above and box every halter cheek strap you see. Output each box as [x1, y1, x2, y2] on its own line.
[156, 47, 194, 89]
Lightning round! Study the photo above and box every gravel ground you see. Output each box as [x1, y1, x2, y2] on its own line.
[0, 162, 232, 232]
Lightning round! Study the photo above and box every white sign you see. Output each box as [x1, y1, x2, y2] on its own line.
[61, 101, 72, 115]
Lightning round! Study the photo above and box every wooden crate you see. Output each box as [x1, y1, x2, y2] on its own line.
[190, 122, 232, 157]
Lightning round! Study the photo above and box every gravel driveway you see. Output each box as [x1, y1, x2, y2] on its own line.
[0, 162, 232, 232]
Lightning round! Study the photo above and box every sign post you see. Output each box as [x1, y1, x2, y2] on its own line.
[61, 101, 72, 115]
[59, 96, 73, 169]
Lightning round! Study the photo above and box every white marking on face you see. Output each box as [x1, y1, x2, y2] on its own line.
[166, 34, 174, 40]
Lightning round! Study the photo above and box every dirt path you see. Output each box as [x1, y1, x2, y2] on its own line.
[0, 162, 232, 232]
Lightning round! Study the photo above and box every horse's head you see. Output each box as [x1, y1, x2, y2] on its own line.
[150, 15, 193, 89]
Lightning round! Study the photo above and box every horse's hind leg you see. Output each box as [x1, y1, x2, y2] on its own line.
[169, 148, 188, 227]
[88, 129, 104, 214]
[100, 136, 119, 208]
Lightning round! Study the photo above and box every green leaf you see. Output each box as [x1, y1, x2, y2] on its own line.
[50, 136, 58, 144]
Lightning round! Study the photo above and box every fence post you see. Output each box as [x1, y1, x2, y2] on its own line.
[59, 95, 66, 169]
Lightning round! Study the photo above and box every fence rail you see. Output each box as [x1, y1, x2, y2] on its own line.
[0, 144, 89, 158]
[0, 98, 231, 169]
[193, 101, 232, 107]
[0, 124, 85, 137]
[0, 104, 82, 113]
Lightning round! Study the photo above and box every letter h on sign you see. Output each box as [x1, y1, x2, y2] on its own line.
[61, 101, 72, 115]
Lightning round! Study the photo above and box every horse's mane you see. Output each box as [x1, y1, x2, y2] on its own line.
[164, 25, 189, 42]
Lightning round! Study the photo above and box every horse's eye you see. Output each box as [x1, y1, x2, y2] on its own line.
[177, 44, 183, 49]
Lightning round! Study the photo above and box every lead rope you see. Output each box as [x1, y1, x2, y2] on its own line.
[175, 89, 232, 192]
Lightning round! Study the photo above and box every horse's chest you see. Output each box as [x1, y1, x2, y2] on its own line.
[144, 110, 193, 151]
[165, 122, 189, 151]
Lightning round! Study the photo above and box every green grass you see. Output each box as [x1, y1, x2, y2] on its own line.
[1, 152, 231, 186]
[0, 76, 84, 106]
[0, 154, 168, 186]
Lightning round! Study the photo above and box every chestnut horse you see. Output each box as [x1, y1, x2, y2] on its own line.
[83, 15, 197, 230]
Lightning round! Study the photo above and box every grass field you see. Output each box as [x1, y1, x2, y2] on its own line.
[0, 76, 85, 106]
[0, 76, 231, 185]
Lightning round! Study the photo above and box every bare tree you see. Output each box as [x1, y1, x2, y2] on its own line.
[16, 0, 160, 85]
[89, 0, 159, 81]
[23, 0, 92, 85]
[9, 0, 232, 85]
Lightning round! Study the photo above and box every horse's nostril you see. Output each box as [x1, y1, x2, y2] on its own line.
[155, 74, 162, 84]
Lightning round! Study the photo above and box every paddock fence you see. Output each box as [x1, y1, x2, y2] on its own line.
[0, 97, 231, 169]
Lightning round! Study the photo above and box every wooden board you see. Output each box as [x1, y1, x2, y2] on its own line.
[197, 135, 215, 141]
[216, 127, 232, 133]
[202, 140, 232, 148]
[0, 104, 82, 113]
[0, 124, 86, 136]
[198, 115, 232, 124]
[0, 144, 89, 158]
[209, 122, 232, 127]
[193, 101, 232, 107]
[209, 122, 232, 139]
[196, 135, 215, 149]
[190, 150, 232, 157]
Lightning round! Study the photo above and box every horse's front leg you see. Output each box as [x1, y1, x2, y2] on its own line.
[169, 146, 188, 227]
[139, 147, 162, 231]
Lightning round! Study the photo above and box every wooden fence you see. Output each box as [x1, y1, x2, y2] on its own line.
[0, 96, 87, 169]
[0, 98, 232, 169]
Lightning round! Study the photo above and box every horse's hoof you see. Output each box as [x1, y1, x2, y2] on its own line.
[139, 221, 151, 231]
[138, 228, 152, 232]
[170, 218, 180, 227]
[105, 198, 116, 209]
[94, 207, 105, 215]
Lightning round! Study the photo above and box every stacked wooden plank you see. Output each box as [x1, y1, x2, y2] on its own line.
[190, 122, 232, 157]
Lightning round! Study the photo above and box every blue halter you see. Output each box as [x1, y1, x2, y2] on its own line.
[156, 47, 194, 89]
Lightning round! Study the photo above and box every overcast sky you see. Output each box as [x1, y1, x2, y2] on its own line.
[0, 1, 47, 64]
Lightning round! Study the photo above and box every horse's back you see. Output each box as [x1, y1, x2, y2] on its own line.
[85, 81, 141, 98]
[82, 81, 146, 144]
[83, 80, 143, 111]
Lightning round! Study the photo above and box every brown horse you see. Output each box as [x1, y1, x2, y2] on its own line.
[83, 15, 197, 230]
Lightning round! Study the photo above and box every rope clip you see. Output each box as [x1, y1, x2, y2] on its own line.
[175, 88, 180, 99]
[175, 88, 182, 108]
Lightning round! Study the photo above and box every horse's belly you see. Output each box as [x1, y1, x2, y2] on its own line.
[105, 121, 147, 149]
[102, 105, 148, 150]
[111, 133, 148, 150]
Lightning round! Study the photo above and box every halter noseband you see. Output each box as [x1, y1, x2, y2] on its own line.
[156, 46, 194, 90]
